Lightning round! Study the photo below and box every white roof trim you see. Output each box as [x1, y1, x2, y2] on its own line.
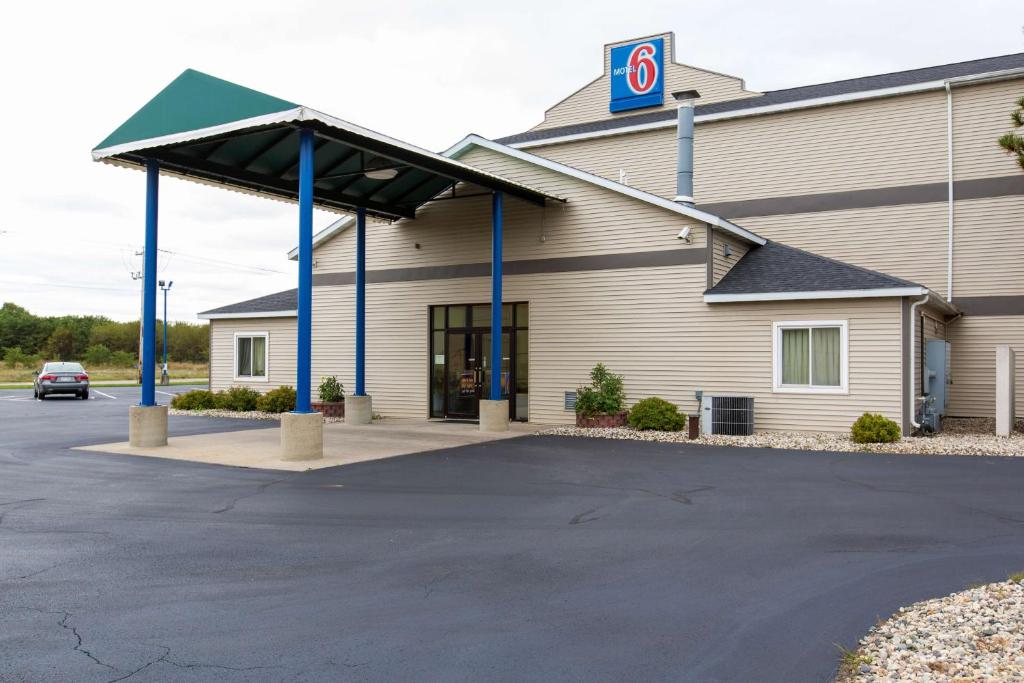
[198, 310, 297, 320]
[704, 287, 927, 303]
[445, 135, 765, 246]
[288, 215, 354, 260]
[510, 67, 1024, 149]
[93, 106, 563, 206]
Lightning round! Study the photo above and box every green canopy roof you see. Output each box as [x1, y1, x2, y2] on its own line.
[93, 70, 562, 220]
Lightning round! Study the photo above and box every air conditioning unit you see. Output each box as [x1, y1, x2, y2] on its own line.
[700, 395, 755, 436]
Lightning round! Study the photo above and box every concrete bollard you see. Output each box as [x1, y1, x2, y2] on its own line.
[281, 412, 324, 460]
[479, 399, 510, 432]
[129, 405, 169, 447]
[344, 395, 373, 425]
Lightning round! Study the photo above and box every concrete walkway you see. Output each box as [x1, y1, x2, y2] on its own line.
[77, 418, 532, 470]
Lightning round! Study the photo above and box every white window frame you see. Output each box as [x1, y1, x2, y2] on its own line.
[772, 320, 849, 394]
[233, 331, 269, 382]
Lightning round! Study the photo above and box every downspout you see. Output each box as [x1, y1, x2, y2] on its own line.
[908, 292, 931, 430]
[945, 82, 954, 301]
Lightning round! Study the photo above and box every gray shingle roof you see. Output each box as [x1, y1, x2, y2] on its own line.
[707, 242, 921, 296]
[200, 289, 296, 316]
[498, 52, 1024, 146]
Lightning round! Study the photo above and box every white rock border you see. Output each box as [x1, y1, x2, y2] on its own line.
[536, 418, 1024, 458]
[169, 408, 345, 424]
[836, 576, 1024, 682]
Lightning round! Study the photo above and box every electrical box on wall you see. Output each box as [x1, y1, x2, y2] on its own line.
[925, 340, 952, 416]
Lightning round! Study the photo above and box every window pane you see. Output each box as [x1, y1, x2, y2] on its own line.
[431, 330, 445, 417]
[514, 329, 529, 421]
[811, 327, 841, 386]
[432, 306, 445, 330]
[237, 337, 252, 377]
[515, 303, 528, 327]
[502, 303, 513, 326]
[781, 328, 809, 385]
[251, 337, 266, 377]
[472, 304, 491, 328]
[448, 305, 466, 328]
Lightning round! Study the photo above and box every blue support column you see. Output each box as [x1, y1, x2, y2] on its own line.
[355, 207, 367, 396]
[140, 160, 159, 407]
[490, 191, 503, 401]
[295, 128, 315, 413]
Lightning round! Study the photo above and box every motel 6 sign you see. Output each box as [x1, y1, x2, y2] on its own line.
[609, 38, 665, 112]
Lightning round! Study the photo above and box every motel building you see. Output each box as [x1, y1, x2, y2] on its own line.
[97, 32, 1024, 449]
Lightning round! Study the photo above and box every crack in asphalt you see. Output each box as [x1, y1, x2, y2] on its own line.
[423, 570, 454, 599]
[2, 560, 66, 582]
[212, 478, 285, 514]
[569, 507, 603, 525]
[553, 481, 716, 505]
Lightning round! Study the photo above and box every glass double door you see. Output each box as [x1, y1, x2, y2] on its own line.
[445, 330, 510, 420]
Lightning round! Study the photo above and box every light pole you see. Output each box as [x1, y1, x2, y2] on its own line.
[159, 280, 173, 385]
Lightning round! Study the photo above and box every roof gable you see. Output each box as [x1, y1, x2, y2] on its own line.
[94, 69, 298, 152]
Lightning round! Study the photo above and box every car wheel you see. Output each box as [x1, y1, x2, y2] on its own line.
[81, 391, 89, 400]
[38, 391, 45, 400]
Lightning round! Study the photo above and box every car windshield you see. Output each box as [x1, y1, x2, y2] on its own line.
[44, 363, 84, 373]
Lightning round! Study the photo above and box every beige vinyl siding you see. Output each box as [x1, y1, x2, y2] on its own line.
[736, 203, 949, 294]
[312, 146, 709, 275]
[209, 318, 296, 394]
[711, 230, 750, 285]
[948, 316, 1024, 419]
[534, 33, 758, 131]
[310, 266, 902, 431]
[952, 79, 1024, 181]
[952, 195, 1024, 297]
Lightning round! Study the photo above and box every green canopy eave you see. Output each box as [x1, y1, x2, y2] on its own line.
[92, 70, 564, 221]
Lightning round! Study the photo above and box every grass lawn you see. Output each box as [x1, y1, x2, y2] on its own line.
[0, 361, 208, 384]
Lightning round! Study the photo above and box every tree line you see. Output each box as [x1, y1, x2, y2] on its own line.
[0, 302, 208, 368]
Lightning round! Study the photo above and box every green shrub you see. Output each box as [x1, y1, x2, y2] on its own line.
[850, 412, 901, 444]
[256, 386, 296, 413]
[628, 397, 687, 431]
[575, 363, 626, 417]
[109, 350, 136, 368]
[214, 386, 261, 412]
[171, 389, 217, 410]
[4, 346, 37, 369]
[318, 375, 345, 402]
[82, 343, 113, 367]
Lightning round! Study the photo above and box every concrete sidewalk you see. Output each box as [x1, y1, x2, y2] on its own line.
[76, 418, 532, 471]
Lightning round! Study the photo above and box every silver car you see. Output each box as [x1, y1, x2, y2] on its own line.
[34, 362, 90, 400]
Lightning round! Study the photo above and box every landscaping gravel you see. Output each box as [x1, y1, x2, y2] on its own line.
[837, 577, 1024, 682]
[537, 418, 1024, 457]
[169, 408, 345, 424]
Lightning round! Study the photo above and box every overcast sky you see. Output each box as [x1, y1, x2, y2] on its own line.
[1, 0, 1021, 322]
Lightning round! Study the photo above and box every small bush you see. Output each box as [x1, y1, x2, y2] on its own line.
[171, 389, 217, 410]
[628, 397, 687, 431]
[850, 412, 901, 444]
[575, 363, 626, 417]
[109, 350, 136, 368]
[82, 344, 113, 367]
[318, 375, 345, 403]
[3, 346, 39, 369]
[214, 386, 261, 412]
[256, 386, 296, 413]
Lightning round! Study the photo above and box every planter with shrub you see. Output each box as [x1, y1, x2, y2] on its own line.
[851, 412, 901, 443]
[628, 397, 687, 431]
[575, 363, 627, 428]
[311, 376, 345, 417]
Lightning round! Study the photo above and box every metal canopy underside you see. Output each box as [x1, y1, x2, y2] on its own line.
[93, 70, 562, 220]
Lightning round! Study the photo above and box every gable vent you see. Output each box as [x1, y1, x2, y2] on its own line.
[564, 391, 577, 411]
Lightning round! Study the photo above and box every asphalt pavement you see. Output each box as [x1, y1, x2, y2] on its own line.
[1, 389, 1023, 682]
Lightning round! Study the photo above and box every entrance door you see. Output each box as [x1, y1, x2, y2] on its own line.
[445, 331, 481, 419]
[444, 331, 511, 419]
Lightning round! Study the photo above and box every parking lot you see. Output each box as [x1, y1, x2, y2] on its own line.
[2, 391, 1024, 681]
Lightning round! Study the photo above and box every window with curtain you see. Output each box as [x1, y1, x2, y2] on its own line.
[774, 321, 846, 392]
[235, 333, 268, 379]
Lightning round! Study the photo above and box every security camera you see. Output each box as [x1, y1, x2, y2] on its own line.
[677, 226, 692, 242]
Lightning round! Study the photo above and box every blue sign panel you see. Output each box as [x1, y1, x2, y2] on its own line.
[609, 38, 664, 113]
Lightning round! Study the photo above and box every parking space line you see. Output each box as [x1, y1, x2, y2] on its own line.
[156, 390, 177, 397]
[92, 390, 117, 400]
